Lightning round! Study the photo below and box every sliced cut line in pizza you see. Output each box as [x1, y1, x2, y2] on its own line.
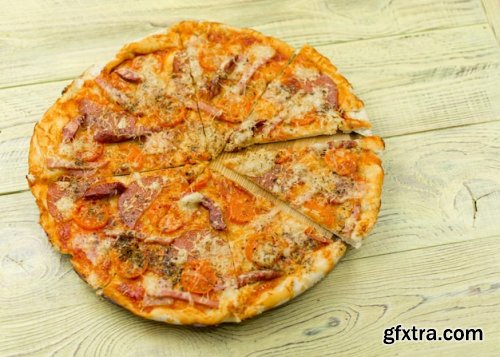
[223, 136, 384, 247]
[225, 45, 372, 152]
[174, 21, 296, 157]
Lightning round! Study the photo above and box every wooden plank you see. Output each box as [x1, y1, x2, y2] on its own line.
[2, 24, 500, 195]
[0, 214, 498, 355]
[0, 0, 486, 88]
[4, 120, 500, 261]
[0, 124, 32, 194]
[350, 119, 500, 259]
[318, 23, 500, 136]
[482, 0, 500, 44]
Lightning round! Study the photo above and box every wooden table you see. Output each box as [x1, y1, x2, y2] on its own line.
[1, 1, 500, 355]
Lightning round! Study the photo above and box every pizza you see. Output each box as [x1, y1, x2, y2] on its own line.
[28, 21, 384, 325]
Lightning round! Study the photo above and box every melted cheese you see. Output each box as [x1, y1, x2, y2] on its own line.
[143, 131, 177, 154]
[229, 149, 277, 176]
[55, 196, 75, 219]
[226, 118, 257, 150]
[72, 234, 110, 265]
[293, 66, 319, 81]
[249, 45, 275, 63]
[186, 36, 204, 87]
[143, 273, 173, 295]
[251, 208, 280, 231]
[179, 192, 204, 211]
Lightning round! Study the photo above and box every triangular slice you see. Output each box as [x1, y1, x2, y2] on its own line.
[174, 21, 295, 156]
[225, 45, 372, 151]
[223, 136, 384, 247]
[164, 168, 346, 321]
[29, 30, 210, 182]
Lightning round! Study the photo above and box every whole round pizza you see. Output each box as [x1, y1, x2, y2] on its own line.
[27, 21, 384, 325]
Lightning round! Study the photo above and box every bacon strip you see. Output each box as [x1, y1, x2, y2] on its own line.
[117, 283, 145, 301]
[198, 101, 223, 118]
[93, 128, 142, 143]
[151, 289, 219, 309]
[47, 183, 66, 221]
[142, 295, 174, 307]
[47, 158, 108, 170]
[309, 74, 338, 108]
[78, 98, 146, 143]
[115, 67, 142, 83]
[62, 115, 84, 142]
[342, 203, 361, 237]
[84, 182, 126, 200]
[95, 77, 130, 107]
[237, 270, 282, 288]
[118, 177, 163, 228]
[236, 48, 275, 94]
[200, 197, 226, 231]
[304, 228, 332, 245]
[203, 55, 240, 99]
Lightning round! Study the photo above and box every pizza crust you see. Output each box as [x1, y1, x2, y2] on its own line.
[347, 136, 385, 248]
[231, 239, 346, 321]
[28, 66, 100, 184]
[99, 238, 346, 325]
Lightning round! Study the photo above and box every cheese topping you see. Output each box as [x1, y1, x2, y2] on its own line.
[229, 149, 277, 177]
[179, 192, 204, 210]
[55, 196, 75, 219]
[143, 273, 173, 295]
[143, 131, 177, 154]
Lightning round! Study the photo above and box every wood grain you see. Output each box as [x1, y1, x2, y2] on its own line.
[482, 0, 500, 44]
[1, 219, 498, 356]
[320, 24, 500, 136]
[0, 0, 486, 88]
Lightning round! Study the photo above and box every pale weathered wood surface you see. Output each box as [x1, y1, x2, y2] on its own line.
[482, 0, 500, 44]
[1, 0, 500, 356]
[0, 0, 486, 88]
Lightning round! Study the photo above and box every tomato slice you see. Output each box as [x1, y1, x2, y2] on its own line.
[73, 200, 109, 230]
[191, 170, 212, 191]
[181, 260, 218, 294]
[324, 148, 358, 176]
[227, 186, 257, 224]
[161, 105, 186, 128]
[198, 50, 219, 72]
[115, 145, 144, 173]
[274, 149, 292, 164]
[303, 199, 336, 228]
[245, 233, 285, 268]
[291, 112, 316, 127]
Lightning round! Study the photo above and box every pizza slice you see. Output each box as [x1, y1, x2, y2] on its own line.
[163, 168, 346, 322]
[29, 164, 204, 288]
[223, 136, 384, 247]
[174, 21, 295, 156]
[102, 226, 237, 325]
[225, 45, 372, 151]
[28, 30, 210, 182]
[100, 172, 240, 324]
